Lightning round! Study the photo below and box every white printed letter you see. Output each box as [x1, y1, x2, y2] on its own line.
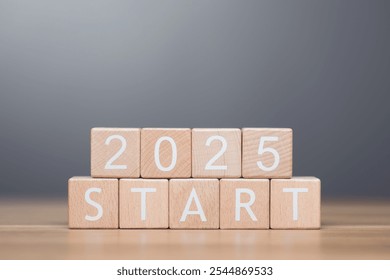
[131, 188, 156, 220]
[180, 188, 207, 222]
[235, 188, 257, 221]
[283, 188, 308, 221]
[85, 188, 103, 221]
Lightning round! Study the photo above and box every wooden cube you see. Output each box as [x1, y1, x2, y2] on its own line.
[192, 128, 241, 178]
[270, 177, 321, 229]
[68, 177, 118, 228]
[220, 179, 269, 229]
[141, 128, 191, 178]
[91, 128, 140, 178]
[169, 179, 219, 229]
[242, 128, 292, 178]
[119, 179, 168, 228]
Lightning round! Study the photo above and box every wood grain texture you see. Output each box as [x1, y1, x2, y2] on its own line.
[119, 179, 168, 228]
[242, 128, 292, 178]
[91, 128, 140, 178]
[169, 179, 219, 229]
[0, 198, 389, 259]
[192, 128, 241, 178]
[141, 128, 191, 178]
[68, 177, 118, 229]
[220, 179, 269, 229]
[271, 177, 321, 229]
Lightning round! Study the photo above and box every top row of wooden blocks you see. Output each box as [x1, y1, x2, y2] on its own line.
[91, 128, 293, 179]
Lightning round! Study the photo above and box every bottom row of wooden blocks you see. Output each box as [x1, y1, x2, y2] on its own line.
[68, 177, 321, 229]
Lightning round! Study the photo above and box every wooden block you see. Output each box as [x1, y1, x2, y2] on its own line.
[119, 179, 168, 228]
[270, 177, 321, 229]
[220, 179, 269, 229]
[91, 128, 140, 178]
[242, 128, 292, 178]
[192, 128, 241, 178]
[169, 179, 219, 229]
[141, 128, 191, 178]
[68, 176, 118, 228]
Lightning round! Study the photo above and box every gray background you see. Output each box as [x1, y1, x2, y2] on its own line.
[0, 0, 389, 198]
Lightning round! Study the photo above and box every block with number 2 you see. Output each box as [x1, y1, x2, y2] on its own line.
[91, 128, 140, 178]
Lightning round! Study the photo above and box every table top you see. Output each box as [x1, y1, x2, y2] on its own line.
[0, 198, 389, 259]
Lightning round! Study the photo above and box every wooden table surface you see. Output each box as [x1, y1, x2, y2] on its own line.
[0, 198, 389, 259]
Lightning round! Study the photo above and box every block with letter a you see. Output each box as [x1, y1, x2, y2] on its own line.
[220, 179, 269, 229]
[270, 177, 321, 229]
[68, 177, 118, 229]
[119, 179, 168, 228]
[169, 179, 219, 229]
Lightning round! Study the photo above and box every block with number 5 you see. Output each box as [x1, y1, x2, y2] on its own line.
[242, 128, 292, 178]
[91, 128, 140, 178]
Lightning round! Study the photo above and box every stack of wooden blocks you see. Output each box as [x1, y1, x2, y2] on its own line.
[68, 128, 321, 229]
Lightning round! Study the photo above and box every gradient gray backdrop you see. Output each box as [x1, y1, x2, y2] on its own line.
[1, 0, 389, 197]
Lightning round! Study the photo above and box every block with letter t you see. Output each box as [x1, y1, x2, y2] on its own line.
[119, 179, 168, 228]
[270, 177, 321, 229]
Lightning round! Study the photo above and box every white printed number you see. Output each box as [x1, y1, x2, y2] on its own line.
[154, 136, 177, 172]
[257, 136, 280, 171]
[104, 135, 127, 170]
[205, 135, 228, 170]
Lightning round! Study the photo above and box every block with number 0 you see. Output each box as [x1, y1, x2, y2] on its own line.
[91, 128, 140, 178]
[242, 128, 292, 178]
[141, 128, 191, 178]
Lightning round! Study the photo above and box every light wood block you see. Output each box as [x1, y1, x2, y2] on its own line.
[68, 176, 118, 229]
[141, 128, 191, 178]
[119, 179, 168, 228]
[91, 128, 140, 178]
[270, 177, 321, 229]
[220, 179, 269, 229]
[169, 179, 219, 229]
[192, 128, 241, 178]
[242, 128, 292, 178]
